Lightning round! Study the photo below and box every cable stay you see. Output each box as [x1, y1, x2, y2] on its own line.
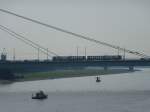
[0, 25, 58, 56]
[0, 9, 148, 58]
[0, 24, 59, 58]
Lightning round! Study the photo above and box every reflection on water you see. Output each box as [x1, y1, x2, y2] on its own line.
[0, 68, 150, 112]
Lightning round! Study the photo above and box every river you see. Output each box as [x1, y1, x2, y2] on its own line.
[0, 68, 150, 112]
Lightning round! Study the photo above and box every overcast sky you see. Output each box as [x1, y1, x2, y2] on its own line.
[0, 0, 150, 60]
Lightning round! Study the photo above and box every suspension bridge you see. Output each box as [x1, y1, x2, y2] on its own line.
[0, 9, 150, 73]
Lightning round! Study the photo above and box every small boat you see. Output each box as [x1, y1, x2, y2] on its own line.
[96, 76, 101, 82]
[32, 90, 48, 99]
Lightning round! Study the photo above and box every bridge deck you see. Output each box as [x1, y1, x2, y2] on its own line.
[0, 60, 149, 73]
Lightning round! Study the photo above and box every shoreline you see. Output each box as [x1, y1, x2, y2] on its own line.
[0, 68, 137, 83]
[18, 68, 136, 82]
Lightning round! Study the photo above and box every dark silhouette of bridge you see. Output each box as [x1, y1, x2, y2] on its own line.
[0, 9, 150, 74]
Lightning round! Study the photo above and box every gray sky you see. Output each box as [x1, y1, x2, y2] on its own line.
[0, 0, 150, 60]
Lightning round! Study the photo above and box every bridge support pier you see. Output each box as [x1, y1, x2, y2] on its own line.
[129, 66, 134, 71]
[104, 66, 108, 71]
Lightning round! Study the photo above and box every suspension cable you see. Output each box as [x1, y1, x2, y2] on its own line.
[0, 9, 148, 58]
[0, 25, 58, 57]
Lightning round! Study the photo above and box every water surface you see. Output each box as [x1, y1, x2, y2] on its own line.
[0, 68, 150, 112]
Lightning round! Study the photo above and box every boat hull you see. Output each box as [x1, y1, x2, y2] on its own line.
[32, 95, 48, 99]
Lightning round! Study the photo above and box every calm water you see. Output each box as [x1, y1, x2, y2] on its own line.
[1, 68, 150, 112]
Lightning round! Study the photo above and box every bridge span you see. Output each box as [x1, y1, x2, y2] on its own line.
[0, 59, 150, 74]
[0, 9, 150, 74]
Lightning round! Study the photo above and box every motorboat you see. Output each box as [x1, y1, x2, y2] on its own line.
[32, 90, 48, 99]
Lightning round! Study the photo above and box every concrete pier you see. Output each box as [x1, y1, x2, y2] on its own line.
[129, 66, 134, 71]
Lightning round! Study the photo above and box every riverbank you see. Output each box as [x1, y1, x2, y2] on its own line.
[18, 68, 135, 82]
